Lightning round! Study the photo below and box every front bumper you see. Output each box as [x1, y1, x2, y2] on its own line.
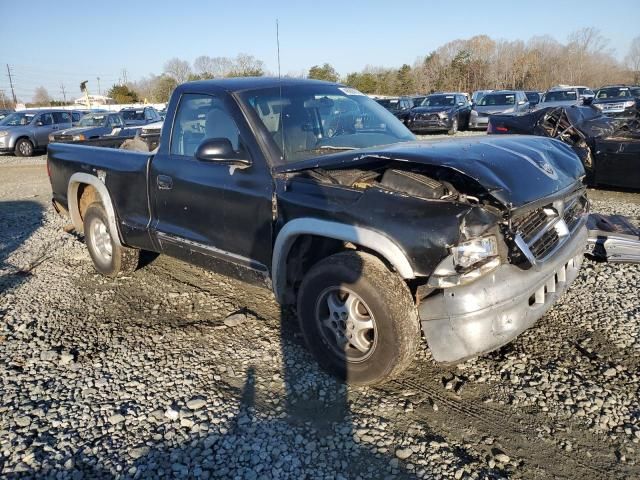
[408, 117, 450, 132]
[419, 225, 587, 363]
[469, 116, 489, 129]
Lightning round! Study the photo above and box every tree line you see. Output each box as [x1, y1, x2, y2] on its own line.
[25, 30, 640, 106]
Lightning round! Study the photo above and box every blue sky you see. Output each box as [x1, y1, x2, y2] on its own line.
[2, 0, 639, 101]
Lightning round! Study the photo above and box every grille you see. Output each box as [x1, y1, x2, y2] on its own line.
[530, 229, 559, 258]
[53, 135, 73, 142]
[512, 194, 587, 263]
[512, 209, 549, 243]
[602, 102, 624, 111]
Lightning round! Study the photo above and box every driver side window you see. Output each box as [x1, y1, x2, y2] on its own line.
[39, 113, 53, 126]
[170, 93, 241, 157]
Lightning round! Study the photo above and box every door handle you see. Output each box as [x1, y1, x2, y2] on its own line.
[157, 175, 173, 190]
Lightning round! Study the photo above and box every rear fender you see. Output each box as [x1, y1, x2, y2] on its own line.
[67, 172, 123, 247]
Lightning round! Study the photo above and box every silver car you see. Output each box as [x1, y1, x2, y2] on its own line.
[469, 90, 529, 129]
[0, 109, 80, 156]
[537, 87, 593, 110]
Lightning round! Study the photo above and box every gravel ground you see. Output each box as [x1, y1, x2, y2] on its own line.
[0, 146, 639, 479]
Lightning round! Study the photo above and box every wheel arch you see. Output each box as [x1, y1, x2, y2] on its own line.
[272, 218, 415, 303]
[67, 172, 123, 247]
[13, 135, 33, 151]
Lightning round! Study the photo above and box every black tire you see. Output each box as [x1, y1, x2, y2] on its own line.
[15, 138, 34, 157]
[447, 117, 458, 135]
[297, 251, 420, 385]
[83, 202, 139, 277]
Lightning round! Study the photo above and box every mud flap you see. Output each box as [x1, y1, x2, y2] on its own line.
[586, 213, 640, 263]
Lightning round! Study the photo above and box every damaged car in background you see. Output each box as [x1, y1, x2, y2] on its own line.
[48, 78, 590, 385]
[487, 105, 640, 189]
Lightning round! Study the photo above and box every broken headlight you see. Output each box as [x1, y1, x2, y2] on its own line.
[452, 236, 498, 269]
[428, 235, 500, 288]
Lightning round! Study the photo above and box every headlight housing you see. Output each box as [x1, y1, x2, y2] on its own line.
[72, 134, 86, 141]
[438, 111, 448, 119]
[452, 236, 498, 269]
[593, 104, 604, 109]
[428, 235, 500, 288]
[0, 130, 8, 137]
[623, 100, 635, 108]
[48, 134, 55, 142]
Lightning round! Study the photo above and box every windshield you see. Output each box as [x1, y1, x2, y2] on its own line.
[595, 87, 634, 100]
[479, 93, 515, 106]
[78, 114, 108, 127]
[121, 110, 145, 120]
[376, 99, 402, 113]
[543, 90, 577, 102]
[525, 92, 540, 103]
[241, 85, 415, 164]
[0, 112, 36, 126]
[421, 95, 455, 107]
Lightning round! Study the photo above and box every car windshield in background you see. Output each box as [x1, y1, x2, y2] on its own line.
[78, 114, 108, 127]
[595, 87, 634, 100]
[479, 94, 515, 106]
[525, 92, 540, 103]
[376, 99, 402, 112]
[121, 110, 145, 120]
[0, 112, 35, 126]
[543, 90, 577, 102]
[422, 95, 455, 107]
[241, 85, 415, 163]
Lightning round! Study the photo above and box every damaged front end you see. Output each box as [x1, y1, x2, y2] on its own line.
[275, 136, 589, 363]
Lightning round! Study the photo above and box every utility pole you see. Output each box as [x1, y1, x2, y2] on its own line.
[60, 83, 67, 103]
[6, 64, 17, 106]
[121, 69, 128, 84]
[96, 76, 101, 96]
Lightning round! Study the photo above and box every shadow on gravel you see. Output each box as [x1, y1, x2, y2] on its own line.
[0, 200, 44, 294]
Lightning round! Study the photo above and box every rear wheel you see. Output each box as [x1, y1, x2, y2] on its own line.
[83, 202, 139, 277]
[15, 138, 34, 157]
[297, 251, 420, 385]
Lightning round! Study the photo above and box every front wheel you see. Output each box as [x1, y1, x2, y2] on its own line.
[15, 138, 34, 157]
[83, 202, 139, 277]
[297, 251, 420, 385]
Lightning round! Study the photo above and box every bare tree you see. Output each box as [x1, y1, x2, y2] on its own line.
[32, 86, 51, 106]
[194, 55, 233, 78]
[625, 36, 640, 83]
[229, 53, 264, 77]
[163, 58, 192, 84]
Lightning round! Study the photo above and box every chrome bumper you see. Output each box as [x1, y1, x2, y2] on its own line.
[419, 225, 587, 363]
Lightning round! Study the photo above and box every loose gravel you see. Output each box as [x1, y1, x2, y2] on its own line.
[0, 148, 639, 479]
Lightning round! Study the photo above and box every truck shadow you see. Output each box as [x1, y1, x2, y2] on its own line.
[0, 200, 45, 295]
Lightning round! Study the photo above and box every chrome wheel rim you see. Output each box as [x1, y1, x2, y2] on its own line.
[19, 141, 32, 155]
[89, 217, 113, 263]
[315, 287, 377, 362]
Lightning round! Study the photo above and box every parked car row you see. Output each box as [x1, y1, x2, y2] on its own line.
[0, 106, 163, 156]
[375, 83, 639, 136]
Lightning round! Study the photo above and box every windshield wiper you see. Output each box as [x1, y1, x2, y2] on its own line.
[316, 146, 356, 151]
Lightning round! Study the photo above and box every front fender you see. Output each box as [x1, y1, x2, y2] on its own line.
[271, 218, 415, 303]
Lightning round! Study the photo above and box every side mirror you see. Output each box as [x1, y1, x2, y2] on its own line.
[582, 97, 593, 106]
[195, 138, 251, 168]
[518, 100, 526, 105]
[457, 102, 465, 106]
[36, 121, 43, 126]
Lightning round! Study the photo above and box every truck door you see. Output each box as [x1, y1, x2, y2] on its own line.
[149, 92, 274, 285]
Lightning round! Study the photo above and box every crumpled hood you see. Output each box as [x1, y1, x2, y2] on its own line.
[275, 135, 585, 210]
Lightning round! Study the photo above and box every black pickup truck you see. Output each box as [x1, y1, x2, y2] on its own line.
[48, 78, 588, 385]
